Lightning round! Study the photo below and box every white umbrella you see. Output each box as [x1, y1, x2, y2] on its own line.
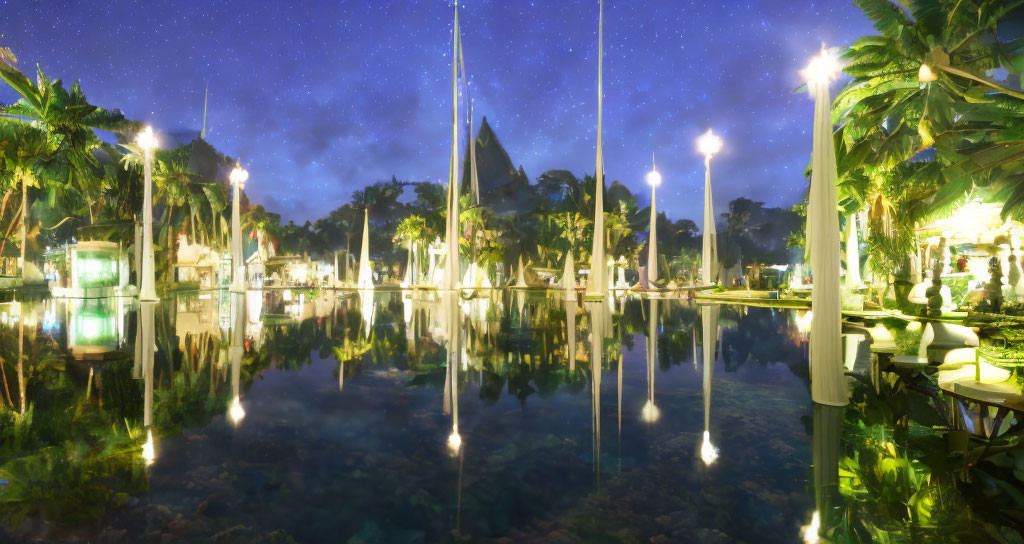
[804, 48, 848, 407]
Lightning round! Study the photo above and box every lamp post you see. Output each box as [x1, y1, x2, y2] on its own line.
[229, 164, 249, 292]
[697, 130, 722, 286]
[645, 162, 662, 289]
[802, 46, 848, 409]
[137, 127, 159, 301]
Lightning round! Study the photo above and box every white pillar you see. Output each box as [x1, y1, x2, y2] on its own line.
[443, 4, 462, 292]
[806, 54, 848, 407]
[587, 0, 607, 298]
[140, 147, 158, 301]
[647, 183, 658, 287]
[702, 155, 717, 286]
[230, 176, 244, 292]
[845, 214, 861, 288]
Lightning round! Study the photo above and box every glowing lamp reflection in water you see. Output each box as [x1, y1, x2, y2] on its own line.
[700, 430, 719, 466]
[229, 396, 245, 425]
[801, 511, 821, 543]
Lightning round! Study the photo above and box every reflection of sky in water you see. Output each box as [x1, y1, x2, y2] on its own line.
[2, 292, 818, 542]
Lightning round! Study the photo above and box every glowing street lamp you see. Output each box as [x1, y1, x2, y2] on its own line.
[697, 130, 722, 286]
[136, 127, 159, 301]
[645, 160, 662, 288]
[803, 46, 848, 407]
[229, 164, 249, 292]
[918, 64, 938, 83]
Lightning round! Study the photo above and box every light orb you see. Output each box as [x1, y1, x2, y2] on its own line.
[700, 430, 719, 466]
[141, 429, 156, 466]
[697, 129, 723, 158]
[645, 168, 662, 187]
[801, 511, 821, 544]
[918, 64, 938, 83]
[229, 396, 246, 425]
[230, 164, 249, 189]
[136, 126, 158, 151]
[796, 310, 813, 337]
[640, 400, 660, 423]
[447, 430, 462, 454]
[802, 48, 842, 86]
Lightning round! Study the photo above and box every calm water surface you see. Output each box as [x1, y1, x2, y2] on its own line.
[0, 290, 926, 542]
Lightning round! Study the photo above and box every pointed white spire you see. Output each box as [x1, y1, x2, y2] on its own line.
[805, 46, 848, 407]
[587, 0, 606, 298]
[357, 209, 373, 289]
[201, 83, 208, 140]
[516, 254, 529, 288]
[443, 1, 462, 291]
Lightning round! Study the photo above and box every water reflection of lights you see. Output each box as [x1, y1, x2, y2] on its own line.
[801, 511, 820, 543]
[42, 301, 58, 332]
[640, 400, 660, 423]
[229, 396, 246, 425]
[141, 429, 156, 466]
[447, 429, 462, 455]
[795, 310, 813, 337]
[700, 431, 719, 466]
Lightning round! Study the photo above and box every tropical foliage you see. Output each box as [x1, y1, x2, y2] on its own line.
[828, 0, 1024, 294]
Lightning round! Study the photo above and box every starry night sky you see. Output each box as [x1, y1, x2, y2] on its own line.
[1, 0, 873, 225]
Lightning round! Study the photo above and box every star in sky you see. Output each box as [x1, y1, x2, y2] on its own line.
[1, 0, 873, 224]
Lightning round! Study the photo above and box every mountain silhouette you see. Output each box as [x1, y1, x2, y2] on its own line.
[461, 116, 530, 213]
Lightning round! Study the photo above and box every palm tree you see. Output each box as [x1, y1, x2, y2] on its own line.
[0, 60, 138, 224]
[832, 0, 1024, 302]
[0, 119, 55, 266]
[152, 155, 200, 282]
